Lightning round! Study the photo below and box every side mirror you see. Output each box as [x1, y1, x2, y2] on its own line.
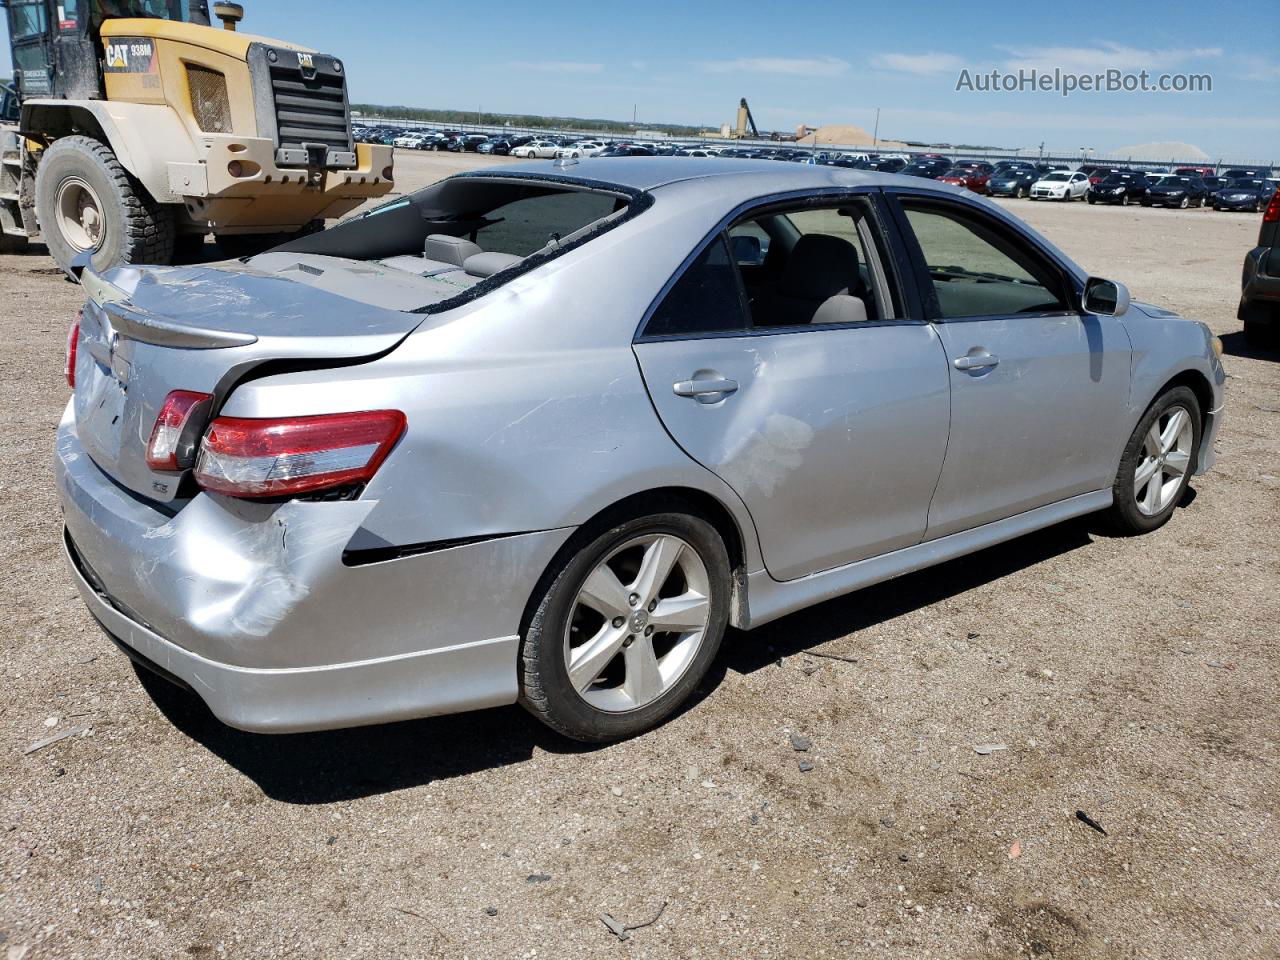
[1083, 277, 1130, 317]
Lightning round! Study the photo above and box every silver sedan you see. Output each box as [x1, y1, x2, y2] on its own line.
[55, 159, 1226, 741]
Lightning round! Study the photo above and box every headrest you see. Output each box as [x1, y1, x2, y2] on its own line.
[810, 294, 868, 326]
[423, 233, 482, 267]
[778, 234, 860, 300]
[463, 251, 522, 278]
[730, 234, 763, 265]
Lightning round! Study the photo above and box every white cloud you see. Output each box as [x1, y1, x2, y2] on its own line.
[997, 42, 1222, 73]
[871, 52, 965, 76]
[698, 56, 850, 78]
[1237, 55, 1280, 83]
[508, 61, 603, 75]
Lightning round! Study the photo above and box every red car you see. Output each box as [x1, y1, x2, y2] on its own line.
[1175, 165, 1215, 178]
[938, 162, 994, 194]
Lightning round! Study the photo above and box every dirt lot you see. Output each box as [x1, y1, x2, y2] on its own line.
[2, 152, 1278, 960]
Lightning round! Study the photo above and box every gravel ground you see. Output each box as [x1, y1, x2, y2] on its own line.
[2, 152, 1278, 960]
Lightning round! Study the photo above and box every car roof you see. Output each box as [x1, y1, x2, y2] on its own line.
[486, 156, 970, 196]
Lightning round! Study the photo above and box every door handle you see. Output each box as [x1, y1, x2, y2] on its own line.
[953, 354, 999, 371]
[673, 377, 739, 401]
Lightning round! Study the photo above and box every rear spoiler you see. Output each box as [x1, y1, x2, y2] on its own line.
[74, 252, 258, 350]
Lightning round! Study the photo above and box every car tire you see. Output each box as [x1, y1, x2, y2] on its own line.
[1017, 186, 1028, 198]
[1103, 386, 1202, 536]
[1179, 196, 1189, 209]
[35, 135, 175, 273]
[519, 510, 731, 742]
[1242, 302, 1277, 348]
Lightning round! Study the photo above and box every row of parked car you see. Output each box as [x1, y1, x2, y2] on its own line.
[355, 124, 1276, 212]
[930, 159, 1278, 212]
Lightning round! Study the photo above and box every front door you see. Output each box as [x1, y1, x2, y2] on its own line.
[5, 0, 53, 99]
[889, 193, 1133, 539]
[634, 194, 952, 581]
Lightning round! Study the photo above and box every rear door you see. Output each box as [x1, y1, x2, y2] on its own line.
[633, 192, 951, 581]
[887, 192, 1132, 539]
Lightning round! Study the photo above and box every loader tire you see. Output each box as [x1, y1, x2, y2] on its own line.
[35, 135, 174, 274]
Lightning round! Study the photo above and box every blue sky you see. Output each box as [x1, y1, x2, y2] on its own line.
[4, 0, 1277, 160]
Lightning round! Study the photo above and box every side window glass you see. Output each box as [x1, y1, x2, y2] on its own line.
[643, 235, 748, 338]
[738, 199, 897, 327]
[899, 201, 1069, 319]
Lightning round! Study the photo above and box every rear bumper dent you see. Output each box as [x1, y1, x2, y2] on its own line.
[65, 530, 520, 733]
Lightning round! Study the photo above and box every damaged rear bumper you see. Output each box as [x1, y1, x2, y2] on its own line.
[54, 405, 571, 733]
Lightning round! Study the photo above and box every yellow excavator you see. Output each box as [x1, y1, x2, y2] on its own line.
[1, 0, 393, 272]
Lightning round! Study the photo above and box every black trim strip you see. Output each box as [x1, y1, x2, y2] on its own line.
[341, 530, 535, 567]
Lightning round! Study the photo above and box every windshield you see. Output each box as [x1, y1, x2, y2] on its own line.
[1042, 173, 1070, 182]
[1102, 174, 1135, 184]
[1226, 179, 1263, 189]
[92, 0, 192, 21]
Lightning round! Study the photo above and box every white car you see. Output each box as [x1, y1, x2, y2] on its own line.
[1030, 171, 1090, 201]
[512, 140, 562, 159]
[557, 141, 606, 159]
[392, 134, 423, 148]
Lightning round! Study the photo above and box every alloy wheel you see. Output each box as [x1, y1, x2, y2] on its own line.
[1133, 404, 1194, 516]
[563, 533, 711, 713]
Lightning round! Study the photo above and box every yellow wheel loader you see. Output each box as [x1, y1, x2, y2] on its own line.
[0, 0, 393, 272]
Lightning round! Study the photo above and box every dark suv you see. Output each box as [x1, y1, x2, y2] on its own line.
[1240, 192, 1280, 346]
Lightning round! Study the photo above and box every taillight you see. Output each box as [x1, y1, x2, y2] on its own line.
[194, 410, 406, 499]
[1265, 193, 1280, 223]
[65, 313, 81, 388]
[147, 390, 214, 471]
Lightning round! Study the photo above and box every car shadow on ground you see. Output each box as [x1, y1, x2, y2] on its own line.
[710, 516, 1096, 678]
[140, 514, 1106, 805]
[1219, 330, 1279, 362]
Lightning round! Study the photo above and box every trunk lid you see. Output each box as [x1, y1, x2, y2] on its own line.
[73, 260, 422, 504]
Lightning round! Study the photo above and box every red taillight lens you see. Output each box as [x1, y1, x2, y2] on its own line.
[147, 390, 214, 471]
[65, 313, 81, 388]
[194, 410, 406, 498]
[1264, 193, 1280, 223]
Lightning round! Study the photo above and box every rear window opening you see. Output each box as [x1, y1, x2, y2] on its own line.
[262, 175, 644, 312]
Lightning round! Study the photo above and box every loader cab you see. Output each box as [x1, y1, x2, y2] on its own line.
[3, 0, 209, 102]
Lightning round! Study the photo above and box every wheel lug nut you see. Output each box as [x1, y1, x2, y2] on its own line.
[647, 600, 657, 612]
[628, 593, 640, 606]
[644, 625, 654, 636]
[623, 635, 634, 646]
[611, 616, 624, 628]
